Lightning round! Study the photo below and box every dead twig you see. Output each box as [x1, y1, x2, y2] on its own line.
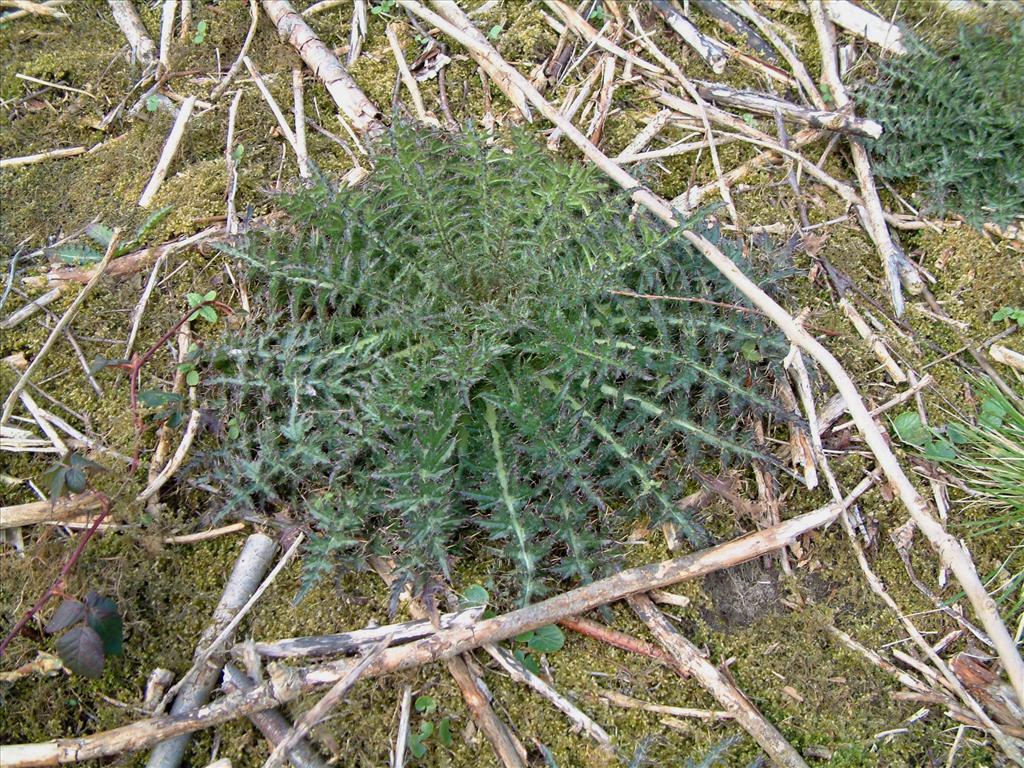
[261, 638, 391, 768]
[1, 232, 119, 426]
[138, 96, 195, 208]
[629, 593, 809, 768]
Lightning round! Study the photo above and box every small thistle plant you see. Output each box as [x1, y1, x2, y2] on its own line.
[204, 126, 788, 603]
[859, 21, 1024, 227]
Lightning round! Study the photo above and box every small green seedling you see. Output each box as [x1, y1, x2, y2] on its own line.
[510, 624, 565, 675]
[589, 5, 605, 22]
[487, 24, 502, 41]
[45, 590, 123, 679]
[145, 94, 161, 112]
[370, 0, 396, 15]
[408, 693, 452, 759]
[187, 290, 219, 323]
[993, 306, 1024, 329]
[192, 20, 208, 45]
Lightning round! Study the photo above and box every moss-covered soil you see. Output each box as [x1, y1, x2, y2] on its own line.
[1, 2, 1021, 766]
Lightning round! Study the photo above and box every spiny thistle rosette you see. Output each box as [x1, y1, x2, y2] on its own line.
[204, 126, 791, 604]
[859, 20, 1024, 228]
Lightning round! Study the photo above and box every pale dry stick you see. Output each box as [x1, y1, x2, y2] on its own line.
[830, 374, 934, 433]
[146, 534, 279, 768]
[0, 493, 104, 529]
[292, 68, 310, 178]
[124, 253, 168, 360]
[243, 57, 306, 169]
[225, 90, 243, 235]
[301, 0, 344, 15]
[809, 4, 920, 316]
[484, 644, 612, 749]
[0, 0, 67, 18]
[250, 608, 485, 660]
[0, 146, 86, 169]
[393, 684, 412, 768]
[788, 350, 1023, 763]
[722, 0, 826, 110]
[428, 1, 532, 121]
[989, 344, 1024, 373]
[0, 287, 61, 330]
[907, 368, 949, 522]
[138, 96, 195, 208]
[629, 8, 736, 223]
[614, 108, 672, 160]
[164, 524, 247, 545]
[178, 0, 191, 39]
[159, 533, 304, 715]
[394, 7, 1024, 704]
[822, 0, 906, 55]
[840, 298, 906, 383]
[209, 0, 258, 102]
[597, 689, 732, 721]
[827, 626, 934, 695]
[261, 638, 392, 768]
[261, 0, 385, 137]
[694, 81, 882, 139]
[385, 23, 432, 124]
[615, 135, 741, 164]
[347, 0, 368, 67]
[629, 594, 808, 768]
[647, 0, 727, 74]
[146, 322, 192, 515]
[0, 493, 873, 766]
[19, 407, 130, 464]
[157, 1, 175, 77]
[16, 390, 67, 456]
[14, 73, 93, 98]
[547, 56, 604, 150]
[1, 232, 119, 426]
[136, 408, 200, 504]
[544, 0, 662, 74]
[109, 0, 157, 67]
[585, 57, 616, 145]
[672, 128, 820, 210]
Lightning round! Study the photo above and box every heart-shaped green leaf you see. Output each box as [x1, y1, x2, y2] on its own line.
[45, 599, 85, 634]
[527, 624, 564, 654]
[56, 625, 105, 678]
[85, 591, 123, 656]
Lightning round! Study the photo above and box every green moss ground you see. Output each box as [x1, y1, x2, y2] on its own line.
[2, 2, 1021, 766]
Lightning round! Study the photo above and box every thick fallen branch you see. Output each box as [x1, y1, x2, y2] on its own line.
[145, 534, 278, 768]
[261, 0, 385, 137]
[397, 0, 1024, 707]
[649, 0, 728, 74]
[695, 81, 882, 138]
[630, 594, 808, 768]
[0, 493, 866, 766]
[223, 664, 327, 768]
[0, 492, 105, 529]
[250, 608, 484, 659]
[822, 0, 906, 55]
[109, 0, 157, 68]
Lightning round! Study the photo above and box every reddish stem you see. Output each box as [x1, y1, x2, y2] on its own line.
[559, 616, 685, 673]
[121, 299, 232, 469]
[0, 494, 111, 657]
